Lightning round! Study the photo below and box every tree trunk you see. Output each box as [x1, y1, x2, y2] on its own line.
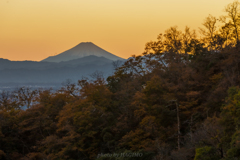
[190, 114, 193, 144]
[176, 100, 181, 150]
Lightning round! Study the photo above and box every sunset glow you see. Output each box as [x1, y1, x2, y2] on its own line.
[0, 0, 229, 61]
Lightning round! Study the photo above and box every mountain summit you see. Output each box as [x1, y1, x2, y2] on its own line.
[41, 42, 124, 62]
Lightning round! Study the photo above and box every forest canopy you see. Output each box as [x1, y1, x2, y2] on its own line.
[2, 1, 240, 160]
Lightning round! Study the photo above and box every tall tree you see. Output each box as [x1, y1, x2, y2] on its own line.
[199, 14, 218, 51]
[222, 0, 240, 46]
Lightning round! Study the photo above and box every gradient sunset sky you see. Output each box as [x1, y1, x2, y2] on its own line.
[0, 0, 231, 61]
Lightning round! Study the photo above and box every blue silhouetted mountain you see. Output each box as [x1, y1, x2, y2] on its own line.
[0, 42, 126, 89]
[41, 42, 124, 62]
[0, 55, 125, 85]
[0, 55, 114, 70]
[0, 58, 53, 70]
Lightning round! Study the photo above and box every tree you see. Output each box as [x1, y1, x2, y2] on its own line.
[163, 26, 183, 53]
[199, 14, 218, 51]
[222, 0, 240, 46]
[182, 26, 197, 54]
[13, 87, 38, 109]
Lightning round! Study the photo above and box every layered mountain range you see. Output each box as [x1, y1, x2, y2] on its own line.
[0, 42, 125, 87]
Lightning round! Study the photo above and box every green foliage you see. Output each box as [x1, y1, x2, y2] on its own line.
[221, 86, 240, 151]
[225, 130, 240, 159]
[194, 146, 221, 160]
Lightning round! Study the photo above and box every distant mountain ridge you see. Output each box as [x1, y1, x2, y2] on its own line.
[0, 43, 126, 87]
[0, 56, 114, 70]
[0, 55, 125, 84]
[41, 42, 124, 62]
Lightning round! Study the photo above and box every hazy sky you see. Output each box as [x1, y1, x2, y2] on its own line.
[0, 0, 231, 61]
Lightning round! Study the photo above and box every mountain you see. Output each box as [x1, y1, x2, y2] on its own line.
[59, 55, 113, 67]
[41, 42, 124, 62]
[0, 58, 54, 70]
[0, 43, 126, 90]
[0, 55, 125, 85]
[0, 61, 114, 83]
[0, 56, 114, 70]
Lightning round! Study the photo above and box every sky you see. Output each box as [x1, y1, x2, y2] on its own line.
[0, 0, 232, 61]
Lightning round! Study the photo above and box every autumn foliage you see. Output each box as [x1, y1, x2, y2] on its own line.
[3, 1, 240, 159]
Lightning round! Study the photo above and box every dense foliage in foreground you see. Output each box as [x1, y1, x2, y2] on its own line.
[3, 1, 240, 159]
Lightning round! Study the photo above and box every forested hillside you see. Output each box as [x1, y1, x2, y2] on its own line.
[2, 1, 240, 160]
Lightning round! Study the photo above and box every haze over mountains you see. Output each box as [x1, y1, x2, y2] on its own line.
[0, 42, 125, 90]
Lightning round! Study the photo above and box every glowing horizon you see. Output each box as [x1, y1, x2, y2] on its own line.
[0, 0, 230, 61]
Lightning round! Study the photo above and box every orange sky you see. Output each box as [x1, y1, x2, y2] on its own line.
[0, 0, 231, 61]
